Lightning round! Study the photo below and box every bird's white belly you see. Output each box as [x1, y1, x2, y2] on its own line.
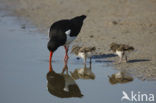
[63, 75, 76, 92]
[115, 50, 123, 58]
[65, 36, 76, 45]
[115, 72, 123, 79]
[65, 29, 76, 45]
[78, 52, 93, 59]
[78, 68, 85, 74]
[78, 68, 92, 75]
[78, 52, 85, 59]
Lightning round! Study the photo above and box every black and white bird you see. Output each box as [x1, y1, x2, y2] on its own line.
[47, 62, 83, 98]
[110, 42, 134, 63]
[47, 15, 86, 63]
[71, 46, 96, 66]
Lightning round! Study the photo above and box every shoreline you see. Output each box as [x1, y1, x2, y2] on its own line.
[0, 0, 156, 80]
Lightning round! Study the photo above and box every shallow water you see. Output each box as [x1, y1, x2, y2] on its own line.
[0, 11, 156, 103]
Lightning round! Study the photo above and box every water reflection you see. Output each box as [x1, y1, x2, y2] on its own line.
[47, 61, 83, 98]
[108, 71, 133, 85]
[70, 62, 95, 80]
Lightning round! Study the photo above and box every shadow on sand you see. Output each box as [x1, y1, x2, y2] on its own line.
[128, 59, 150, 63]
[92, 53, 117, 59]
[95, 60, 114, 63]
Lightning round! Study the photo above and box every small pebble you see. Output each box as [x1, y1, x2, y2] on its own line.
[21, 24, 26, 29]
[112, 21, 118, 25]
[90, 35, 94, 38]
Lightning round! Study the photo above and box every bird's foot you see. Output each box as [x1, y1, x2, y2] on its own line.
[113, 60, 121, 65]
[62, 63, 68, 74]
[118, 58, 122, 64]
[123, 56, 128, 63]
[123, 60, 128, 63]
[84, 63, 87, 68]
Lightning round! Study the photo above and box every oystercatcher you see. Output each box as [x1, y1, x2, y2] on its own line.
[71, 46, 96, 66]
[47, 15, 86, 63]
[110, 42, 134, 63]
[47, 62, 83, 98]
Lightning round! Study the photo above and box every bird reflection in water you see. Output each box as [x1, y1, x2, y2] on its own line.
[70, 61, 95, 80]
[47, 61, 83, 98]
[108, 71, 133, 85]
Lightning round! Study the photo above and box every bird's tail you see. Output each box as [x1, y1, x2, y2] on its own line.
[71, 15, 86, 21]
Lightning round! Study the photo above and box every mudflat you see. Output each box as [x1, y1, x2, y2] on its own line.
[1, 0, 156, 80]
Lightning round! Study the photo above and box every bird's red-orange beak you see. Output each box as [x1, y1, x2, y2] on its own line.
[49, 51, 53, 63]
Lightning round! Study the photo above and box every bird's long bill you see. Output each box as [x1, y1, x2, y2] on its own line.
[49, 61, 52, 72]
[49, 51, 53, 72]
[49, 51, 53, 63]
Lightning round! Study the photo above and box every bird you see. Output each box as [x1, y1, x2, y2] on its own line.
[110, 42, 134, 63]
[47, 62, 83, 98]
[71, 45, 96, 66]
[47, 15, 87, 63]
[108, 72, 133, 85]
[70, 63, 95, 80]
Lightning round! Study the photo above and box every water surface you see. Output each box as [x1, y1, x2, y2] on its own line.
[0, 11, 156, 103]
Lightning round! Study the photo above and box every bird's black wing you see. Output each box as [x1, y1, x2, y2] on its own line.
[49, 20, 72, 46]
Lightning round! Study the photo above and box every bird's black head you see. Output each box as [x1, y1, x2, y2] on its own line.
[47, 40, 58, 52]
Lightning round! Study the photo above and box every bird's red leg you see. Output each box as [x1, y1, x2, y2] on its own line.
[62, 61, 68, 74]
[64, 46, 69, 62]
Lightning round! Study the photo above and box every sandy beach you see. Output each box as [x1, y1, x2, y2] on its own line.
[1, 0, 156, 80]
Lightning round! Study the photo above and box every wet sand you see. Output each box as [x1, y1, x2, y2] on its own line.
[0, 0, 156, 80]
